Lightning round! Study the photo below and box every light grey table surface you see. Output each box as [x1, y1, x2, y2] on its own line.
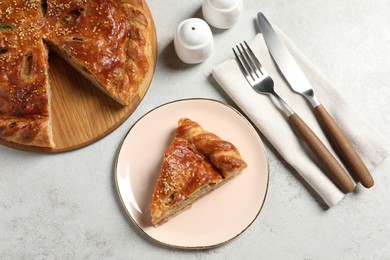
[1, 0, 389, 259]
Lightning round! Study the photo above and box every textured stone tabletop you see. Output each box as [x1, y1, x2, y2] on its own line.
[1, 0, 389, 259]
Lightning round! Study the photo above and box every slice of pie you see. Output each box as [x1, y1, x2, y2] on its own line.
[0, 0, 154, 148]
[150, 118, 247, 227]
[149, 136, 223, 227]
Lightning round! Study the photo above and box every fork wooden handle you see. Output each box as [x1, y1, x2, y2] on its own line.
[314, 105, 374, 188]
[288, 113, 356, 193]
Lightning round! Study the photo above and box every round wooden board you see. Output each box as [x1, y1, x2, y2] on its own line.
[0, 9, 157, 153]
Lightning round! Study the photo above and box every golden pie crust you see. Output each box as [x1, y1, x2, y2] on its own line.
[150, 118, 247, 227]
[0, 0, 154, 148]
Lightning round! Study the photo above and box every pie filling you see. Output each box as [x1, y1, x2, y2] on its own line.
[153, 182, 221, 227]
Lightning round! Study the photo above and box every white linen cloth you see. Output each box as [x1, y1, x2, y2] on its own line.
[212, 30, 390, 207]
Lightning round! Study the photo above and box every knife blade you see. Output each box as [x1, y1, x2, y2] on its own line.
[257, 12, 374, 188]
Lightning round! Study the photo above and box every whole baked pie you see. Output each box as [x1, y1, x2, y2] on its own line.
[0, 0, 155, 147]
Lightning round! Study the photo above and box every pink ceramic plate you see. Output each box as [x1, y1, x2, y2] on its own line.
[115, 99, 269, 249]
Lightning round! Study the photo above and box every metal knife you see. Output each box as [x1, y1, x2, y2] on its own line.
[257, 12, 374, 188]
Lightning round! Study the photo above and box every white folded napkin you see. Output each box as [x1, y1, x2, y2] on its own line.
[212, 29, 390, 207]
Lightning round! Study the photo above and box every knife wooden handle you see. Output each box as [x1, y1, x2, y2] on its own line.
[314, 104, 374, 188]
[288, 113, 356, 193]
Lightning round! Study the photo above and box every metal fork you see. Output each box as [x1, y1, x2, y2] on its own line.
[233, 42, 355, 193]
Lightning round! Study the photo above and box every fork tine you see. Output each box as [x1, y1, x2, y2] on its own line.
[233, 46, 254, 82]
[235, 45, 252, 77]
[243, 41, 264, 73]
[237, 44, 259, 81]
[239, 43, 261, 79]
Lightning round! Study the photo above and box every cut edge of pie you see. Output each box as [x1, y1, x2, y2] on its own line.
[149, 118, 247, 227]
